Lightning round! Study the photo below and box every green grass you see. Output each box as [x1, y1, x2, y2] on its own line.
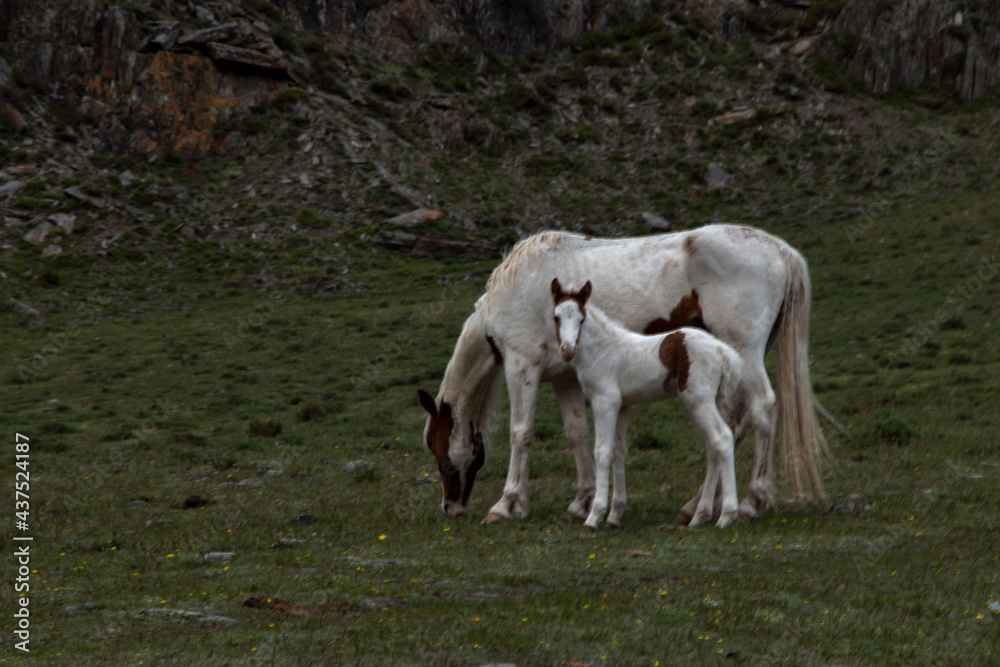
[2, 181, 1000, 665]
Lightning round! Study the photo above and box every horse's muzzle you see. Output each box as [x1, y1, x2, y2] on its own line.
[442, 501, 469, 518]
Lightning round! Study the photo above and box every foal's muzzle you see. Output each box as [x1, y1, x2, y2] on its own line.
[560, 342, 576, 361]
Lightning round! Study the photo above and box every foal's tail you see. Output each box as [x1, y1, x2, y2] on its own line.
[776, 250, 832, 501]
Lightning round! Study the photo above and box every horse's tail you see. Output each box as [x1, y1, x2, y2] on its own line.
[776, 249, 831, 501]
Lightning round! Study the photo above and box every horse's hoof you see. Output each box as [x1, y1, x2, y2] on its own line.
[606, 521, 620, 529]
[581, 525, 596, 534]
[481, 512, 505, 524]
[673, 511, 693, 526]
[565, 512, 578, 522]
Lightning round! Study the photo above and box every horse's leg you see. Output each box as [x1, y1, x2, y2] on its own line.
[484, 355, 542, 522]
[554, 380, 595, 520]
[738, 365, 778, 519]
[674, 397, 753, 524]
[584, 396, 620, 531]
[606, 406, 631, 528]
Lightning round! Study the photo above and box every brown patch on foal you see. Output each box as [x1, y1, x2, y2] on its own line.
[658, 331, 690, 393]
[643, 289, 707, 335]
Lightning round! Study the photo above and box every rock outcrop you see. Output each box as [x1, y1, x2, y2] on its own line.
[0, 0, 297, 155]
[826, 0, 1000, 101]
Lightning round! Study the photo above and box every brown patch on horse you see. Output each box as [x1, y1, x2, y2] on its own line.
[643, 289, 707, 335]
[417, 390, 462, 503]
[486, 335, 503, 365]
[658, 331, 690, 392]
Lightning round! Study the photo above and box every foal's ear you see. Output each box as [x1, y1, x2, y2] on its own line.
[579, 280, 593, 304]
[551, 277, 564, 301]
[417, 388, 437, 418]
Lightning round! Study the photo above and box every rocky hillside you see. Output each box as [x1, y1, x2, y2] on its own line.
[2, 0, 1000, 303]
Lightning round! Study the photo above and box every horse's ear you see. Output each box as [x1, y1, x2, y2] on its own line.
[579, 280, 593, 304]
[417, 388, 437, 418]
[551, 277, 563, 301]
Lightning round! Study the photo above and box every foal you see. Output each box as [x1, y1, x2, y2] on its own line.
[551, 278, 743, 529]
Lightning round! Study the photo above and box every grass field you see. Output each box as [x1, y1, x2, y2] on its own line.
[2, 181, 999, 666]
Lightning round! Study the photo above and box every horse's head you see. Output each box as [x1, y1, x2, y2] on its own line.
[551, 278, 592, 362]
[417, 388, 485, 517]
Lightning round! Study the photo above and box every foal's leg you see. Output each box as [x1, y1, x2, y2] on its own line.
[484, 355, 542, 522]
[554, 380, 595, 520]
[674, 398, 753, 525]
[606, 406, 631, 528]
[584, 396, 621, 531]
[687, 401, 739, 528]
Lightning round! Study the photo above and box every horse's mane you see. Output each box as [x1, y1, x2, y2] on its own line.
[481, 231, 577, 312]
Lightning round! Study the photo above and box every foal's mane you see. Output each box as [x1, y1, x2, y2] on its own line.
[482, 231, 578, 312]
[582, 303, 632, 338]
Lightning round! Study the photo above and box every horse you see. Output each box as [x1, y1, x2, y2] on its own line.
[551, 278, 743, 530]
[417, 225, 829, 522]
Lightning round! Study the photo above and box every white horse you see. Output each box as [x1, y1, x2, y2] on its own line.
[418, 225, 828, 522]
[551, 278, 743, 529]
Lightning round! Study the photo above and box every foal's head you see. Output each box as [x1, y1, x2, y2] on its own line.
[551, 278, 592, 362]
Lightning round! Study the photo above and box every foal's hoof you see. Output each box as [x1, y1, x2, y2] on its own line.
[673, 510, 693, 526]
[481, 512, 505, 524]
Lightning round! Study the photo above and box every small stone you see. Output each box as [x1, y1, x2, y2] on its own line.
[386, 209, 445, 227]
[41, 244, 63, 258]
[64, 186, 105, 207]
[343, 460, 374, 475]
[119, 170, 135, 187]
[705, 163, 731, 187]
[24, 222, 58, 245]
[203, 552, 236, 562]
[712, 108, 756, 125]
[790, 36, 816, 57]
[48, 213, 76, 233]
[641, 212, 670, 231]
[64, 603, 95, 615]
[299, 173, 310, 187]
[0, 180, 26, 198]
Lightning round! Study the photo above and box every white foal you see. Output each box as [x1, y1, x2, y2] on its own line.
[552, 278, 744, 529]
